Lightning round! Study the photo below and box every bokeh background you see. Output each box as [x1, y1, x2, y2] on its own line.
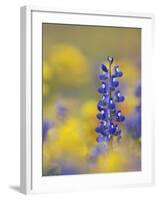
[42, 23, 141, 176]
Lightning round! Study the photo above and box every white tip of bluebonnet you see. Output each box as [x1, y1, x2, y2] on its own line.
[102, 84, 105, 88]
[103, 121, 107, 126]
[107, 56, 114, 64]
[101, 110, 104, 114]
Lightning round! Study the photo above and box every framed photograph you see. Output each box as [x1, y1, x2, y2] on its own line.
[20, 6, 154, 194]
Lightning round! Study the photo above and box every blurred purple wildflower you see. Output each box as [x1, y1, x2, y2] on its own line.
[126, 83, 141, 139]
[42, 120, 53, 142]
[60, 161, 82, 175]
[135, 83, 141, 97]
[55, 103, 68, 119]
[88, 143, 108, 166]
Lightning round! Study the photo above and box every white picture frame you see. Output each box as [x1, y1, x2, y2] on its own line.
[20, 5, 154, 194]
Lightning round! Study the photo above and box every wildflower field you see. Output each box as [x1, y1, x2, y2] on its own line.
[42, 24, 141, 176]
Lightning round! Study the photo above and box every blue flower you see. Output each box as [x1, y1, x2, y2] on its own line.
[108, 123, 116, 134]
[115, 110, 125, 122]
[108, 97, 116, 109]
[115, 90, 125, 102]
[98, 81, 109, 93]
[102, 93, 109, 104]
[97, 100, 104, 111]
[101, 129, 109, 136]
[100, 120, 108, 127]
[113, 66, 123, 77]
[110, 75, 119, 88]
[96, 56, 125, 146]
[100, 64, 108, 72]
[95, 121, 106, 133]
[99, 73, 109, 80]
[99, 64, 109, 80]
[96, 108, 108, 120]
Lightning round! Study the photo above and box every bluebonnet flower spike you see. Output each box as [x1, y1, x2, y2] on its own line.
[96, 56, 125, 147]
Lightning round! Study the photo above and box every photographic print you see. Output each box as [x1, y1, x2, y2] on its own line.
[42, 23, 141, 176]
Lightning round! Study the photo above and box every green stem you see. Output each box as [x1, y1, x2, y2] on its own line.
[108, 61, 113, 150]
[109, 61, 112, 122]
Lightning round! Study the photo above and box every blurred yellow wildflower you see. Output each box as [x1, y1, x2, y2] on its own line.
[118, 59, 140, 87]
[48, 43, 90, 86]
[97, 150, 126, 172]
[42, 62, 54, 97]
[81, 100, 97, 120]
[43, 116, 89, 173]
[81, 100, 98, 146]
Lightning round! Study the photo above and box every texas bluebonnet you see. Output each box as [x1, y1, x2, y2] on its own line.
[96, 56, 125, 145]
